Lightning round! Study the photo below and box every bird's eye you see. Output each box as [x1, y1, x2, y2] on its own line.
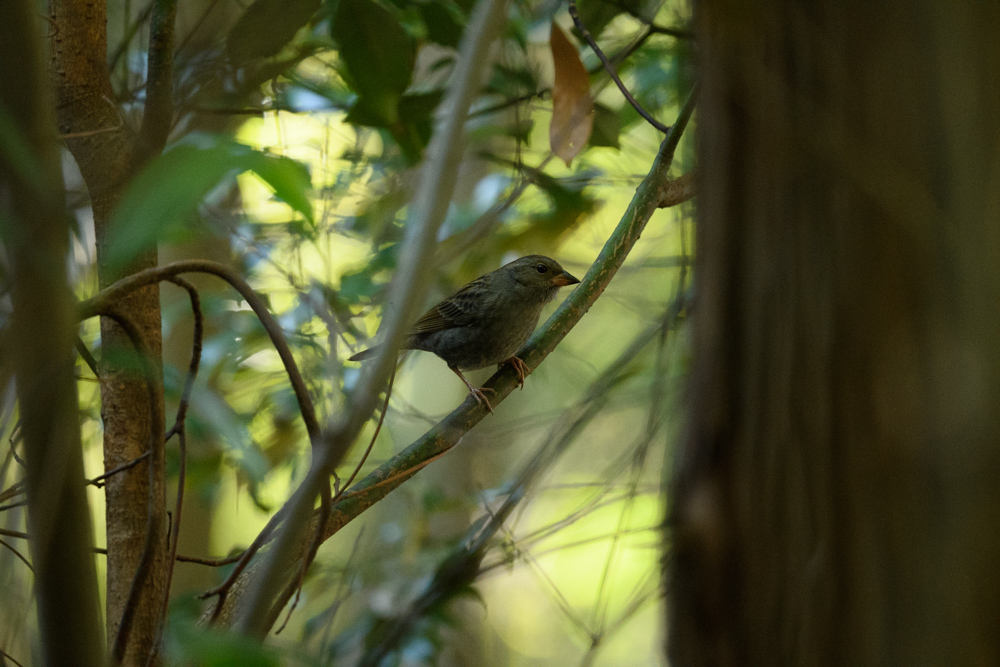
[535, 264, 548, 274]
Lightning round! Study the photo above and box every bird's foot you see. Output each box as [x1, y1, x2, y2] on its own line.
[501, 356, 531, 389]
[469, 386, 496, 413]
[450, 365, 496, 414]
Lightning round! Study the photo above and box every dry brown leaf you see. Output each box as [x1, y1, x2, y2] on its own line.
[549, 21, 594, 166]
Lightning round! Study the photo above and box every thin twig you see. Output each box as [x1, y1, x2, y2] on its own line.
[75, 336, 99, 376]
[331, 366, 395, 504]
[87, 451, 150, 488]
[0, 479, 25, 503]
[274, 477, 330, 635]
[162, 277, 203, 441]
[147, 278, 203, 667]
[0, 528, 28, 539]
[0, 537, 33, 571]
[176, 551, 244, 566]
[568, 0, 670, 133]
[200, 504, 291, 622]
[0, 646, 26, 667]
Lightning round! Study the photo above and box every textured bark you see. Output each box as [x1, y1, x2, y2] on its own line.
[49, 0, 168, 662]
[669, 2, 1000, 665]
[0, 2, 105, 665]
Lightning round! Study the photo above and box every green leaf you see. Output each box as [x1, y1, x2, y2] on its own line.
[106, 135, 313, 269]
[226, 0, 321, 62]
[332, 0, 415, 127]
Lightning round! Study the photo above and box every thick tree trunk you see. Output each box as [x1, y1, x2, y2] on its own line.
[668, 2, 1000, 665]
[49, 0, 169, 662]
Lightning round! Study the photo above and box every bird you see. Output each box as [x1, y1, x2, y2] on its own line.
[349, 255, 580, 412]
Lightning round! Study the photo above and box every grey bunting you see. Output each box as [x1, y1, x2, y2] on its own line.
[349, 255, 580, 412]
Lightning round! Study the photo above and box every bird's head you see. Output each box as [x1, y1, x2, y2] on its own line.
[505, 255, 581, 291]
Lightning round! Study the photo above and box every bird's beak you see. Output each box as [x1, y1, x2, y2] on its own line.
[552, 270, 580, 287]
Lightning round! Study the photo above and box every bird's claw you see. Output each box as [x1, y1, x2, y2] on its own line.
[449, 364, 497, 413]
[502, 356, 531, 389]
[470, 386, 496, 413]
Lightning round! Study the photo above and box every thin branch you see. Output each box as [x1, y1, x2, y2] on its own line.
[274, 477, 330, 635]
[0, 647, 26, 667]
[331, 367, 395, 504]
[0, 480, 25, 503]
[568, 0, 670, 133]
[87, 451, 150, 488]
[200, 504, 290, 622]
[0, 528, 28, 539]
[434, 154, 554, 266]
[74, 336, 99, 376]
[176, 551, 244, 566]
[147, 277, 203, 667]
[163, 277, 203, 440]
[0, 537, 33, 571]
[259, 449, 453, 635]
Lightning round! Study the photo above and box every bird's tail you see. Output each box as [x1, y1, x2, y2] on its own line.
[348, 344, 382, 362]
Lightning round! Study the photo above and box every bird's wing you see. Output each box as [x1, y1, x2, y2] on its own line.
[410, 277, 485, 334]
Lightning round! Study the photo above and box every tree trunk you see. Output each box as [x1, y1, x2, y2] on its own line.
[668, 2, 1000, 665]
[49, 0, 169, 662]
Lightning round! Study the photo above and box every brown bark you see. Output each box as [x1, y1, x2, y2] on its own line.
[0, 1, 104, 664]
[669, 2, 1000, 665]
[49, 0, 171, 662]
